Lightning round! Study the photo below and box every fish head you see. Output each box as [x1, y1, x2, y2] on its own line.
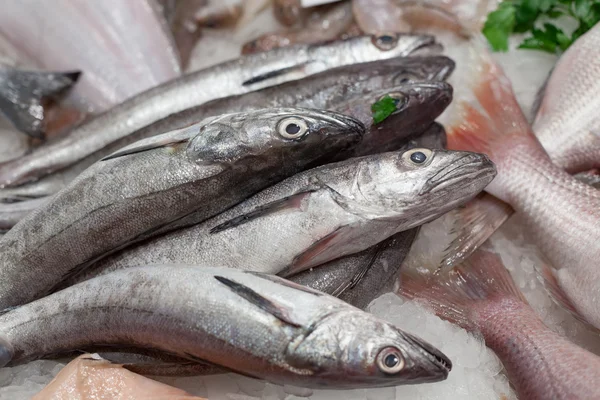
[324, 149, 496, 227]
[331, 34, 442, 60]
[386, 56, 456, 84]
[286, 310, 451, 388]
[186, 107, 364, 168]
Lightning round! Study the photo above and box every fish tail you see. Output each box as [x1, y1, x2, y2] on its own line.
[447, 37, 539, 165]
[439, 194, 513, 270]
[398, 248, 527, 333]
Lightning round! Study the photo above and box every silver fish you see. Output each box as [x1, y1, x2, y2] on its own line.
[74, 147, 495, 284]
[0, 65, 80, 139]
[0, 265, 452, 388]
[0, 56, 454, 220]
[0, 34, 441, 188]
[0, 107, 363, 309]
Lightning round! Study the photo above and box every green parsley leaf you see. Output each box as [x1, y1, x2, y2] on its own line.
[371, 96, 397, 125]
[482, 2, 517, 51]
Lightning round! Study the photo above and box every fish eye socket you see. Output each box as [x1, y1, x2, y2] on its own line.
[277, 118, 309, 140]
[393, 71, 420, 85]
[376, 347, 405, 374]
[372, 33, 399, 51]
[403, 148, 433, 166]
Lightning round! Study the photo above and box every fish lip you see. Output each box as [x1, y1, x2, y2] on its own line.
[419, 154, 495, 195]
[403, 332, 452, 376]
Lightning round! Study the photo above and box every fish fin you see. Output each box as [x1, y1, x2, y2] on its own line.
[447, 37, 536, 161]
[215, 275, 303, 328]
[242, 62, 311, 86]
[283, 225, 356, 276]
[440, 194, 513, 270]
[246, 271, 325, 297]
[330, 241, 387, 298]
[537, 262, 596, 328]
[209, 191, 314, 234]
[101, 137, 189, 161]
[530, 67, 553, 123]
[399, 248, 528, 332]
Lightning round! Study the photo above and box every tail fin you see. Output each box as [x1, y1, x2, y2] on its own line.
[440, 194, 513, 270]
[447, 37, 536, 161]
[398, 248, 527, 333]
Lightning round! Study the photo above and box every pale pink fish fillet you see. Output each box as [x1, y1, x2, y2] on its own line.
[32, 354, 204, 400]
[446, 38, 600, 329]
[0, 0, 181, 112]
[399, 249, 600, 400]
[533, 23, 600, 173]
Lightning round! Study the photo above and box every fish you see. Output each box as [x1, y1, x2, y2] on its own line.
[445, 39, 600, 330]
[32, 354, 205, 400]
[0, 265, 452, 388]
[0, 108, 363, 309]
[243, 1, 357, 54]
[0, 196, 48, 234]
[0, 0, 181, 113]
[0, 65, 80, 139]
[398, 248, 600, 400]
[442, 26, 600, 269]
[289, 122, 448, 308]
[0, 33, 441, 189]
[72, 146, 495, 284]
[0, 55, 455, 208]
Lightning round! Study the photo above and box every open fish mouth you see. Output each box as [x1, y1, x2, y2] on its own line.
[419, 153, 496, 195]
[403, 332, 452, 376]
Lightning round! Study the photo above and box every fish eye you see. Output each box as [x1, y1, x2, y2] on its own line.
[376, 347, 405, 374]
[277, 117, 309, 140]
[402, 148, 433, 166]
[372, 33, 399, 51]
[392, 70, 421, 85]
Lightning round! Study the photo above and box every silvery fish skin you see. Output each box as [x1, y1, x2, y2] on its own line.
[0, 33, 440, 188]
[0, 265, 452, 388]
[0, 65, 80, 139]
[290, 123, 447, 309]
[75, 147, 495, 283]
[0, 108, 363, 309]
[0, 56, 455, 219]
[532, 23, 600, 174]
[0, 197, 48, 234]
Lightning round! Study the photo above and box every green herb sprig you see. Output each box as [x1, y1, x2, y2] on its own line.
[371, 95, 398, 125]
[483, 0, 600, 54]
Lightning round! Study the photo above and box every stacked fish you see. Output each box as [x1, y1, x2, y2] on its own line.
[0, 2, 500, 392]
[1, 1, 600, 399]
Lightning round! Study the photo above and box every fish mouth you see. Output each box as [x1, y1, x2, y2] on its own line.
[315, 111, 366, 138]
[419, 153, 496, 195]
[404, 332, 452, 377]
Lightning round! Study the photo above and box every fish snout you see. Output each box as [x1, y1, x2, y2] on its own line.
[403, 331, 452, 380]
[419, 152, 496, 195]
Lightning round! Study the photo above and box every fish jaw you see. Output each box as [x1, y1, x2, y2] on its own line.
[285, 310, 451, 388]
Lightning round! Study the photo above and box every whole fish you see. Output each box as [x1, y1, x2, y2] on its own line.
[289, 122, 447, 308]
[0, 65, 80, 139]
[0, 108, 363, 309]
[442, 27, 600, 269]
[74, 147, 495, 284]
[0, 265, 452, 388]
[0, 34, 440, 188]
[399, 249, 600, 400]
[0, 56, 455, 208]
[446, 41, 600, 329]
[0, 0, 181, 112]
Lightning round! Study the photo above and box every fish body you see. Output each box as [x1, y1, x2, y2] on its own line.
[75, 147, 495, 283]
[532, 23, 600, 174]
[0, 34, 440, 188]
[447, 42, 600, 329]
[0, 108, 363, 309]
[400, 249, 600, 400]
[0, 56, 455, 216]
[0, 65, 80, 139]
[0, 265, 452, 388]
[0, 0, 181, 112]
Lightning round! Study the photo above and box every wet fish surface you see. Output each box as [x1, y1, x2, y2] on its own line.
[0, 265, 452, 388]
[0, 34, 441, 188]
[0, 56, 455, 214]
[74, 146, 495, 284]
[0, 108, 363, 309]
[400, 249, 600, 400]
[0, 65, 80, 139]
